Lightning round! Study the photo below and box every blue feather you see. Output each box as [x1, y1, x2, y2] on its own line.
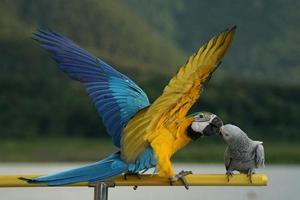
[33, 29, 150, 147]
[27, 29, 158, 186]
[22, 148, 157, 186]
[23, 152, 127, 186]
[128, 147, 157, 173]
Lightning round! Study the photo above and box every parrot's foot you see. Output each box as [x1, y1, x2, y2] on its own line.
[226, 171, 234, 182]
[169, 170, 193, 190]
[123, 172, 141, 190]
[123, 172, 142, 180]
[247, 170, 255, 183]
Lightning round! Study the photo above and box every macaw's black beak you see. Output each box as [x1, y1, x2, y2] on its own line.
[202, 116, 223, 136]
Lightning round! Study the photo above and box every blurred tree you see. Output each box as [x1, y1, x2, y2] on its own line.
[0, 0, 299, 142]
[126, 0, 300, 84]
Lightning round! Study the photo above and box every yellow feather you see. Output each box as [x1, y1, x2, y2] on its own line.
[121, 27, 236, 164]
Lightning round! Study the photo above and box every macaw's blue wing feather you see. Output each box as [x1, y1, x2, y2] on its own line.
[33, 29, 150, 147]
[21, 152, 128, 186]
[21, 148, 156, 186]
[128, 146, 157, 173]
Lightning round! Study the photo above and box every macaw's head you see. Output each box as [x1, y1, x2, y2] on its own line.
[186, 112, 223, 140]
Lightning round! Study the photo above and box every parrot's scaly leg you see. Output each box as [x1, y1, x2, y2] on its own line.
[130, 168, 150, 190]
[247, 169, 255, 183]
[123, 172, 141, 190]
[123, 172, 142, 180]
[226, 170, 234, 182]
[169, 170, 193, 190]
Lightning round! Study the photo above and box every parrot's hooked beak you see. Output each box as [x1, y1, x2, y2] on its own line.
[187, 113, 223, 140]
[202, 115, 223, 136]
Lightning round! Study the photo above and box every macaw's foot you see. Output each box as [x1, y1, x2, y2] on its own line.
[226, 171, 234, 182]
[169, 170, 193, 190]
[247, 170, 255, 183]
[123, 172, 142, 180]
[123, 172, 141, 190]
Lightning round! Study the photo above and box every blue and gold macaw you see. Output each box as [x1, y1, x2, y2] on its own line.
[21, 26, 235, 186]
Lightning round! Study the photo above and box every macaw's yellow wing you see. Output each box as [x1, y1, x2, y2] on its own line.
[145, 27, 236, 129]
[121, 27, 236, 163]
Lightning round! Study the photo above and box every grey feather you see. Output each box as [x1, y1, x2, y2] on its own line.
[220, 124, 265, 174]
[224, 147, 231, 171]
[255, 143, 265, 168]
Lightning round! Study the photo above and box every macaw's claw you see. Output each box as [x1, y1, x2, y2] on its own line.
[123, 172, 141, 190]
[169, 170, 193, 190]
[123, 172, 142, 180]
[226, 171, 234, 182]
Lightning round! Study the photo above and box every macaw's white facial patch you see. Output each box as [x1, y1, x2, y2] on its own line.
[191, 121, 209, 133]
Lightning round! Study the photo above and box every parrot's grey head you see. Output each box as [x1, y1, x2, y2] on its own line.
[220, 124, 248, 144]
[187, 112, 223, 140]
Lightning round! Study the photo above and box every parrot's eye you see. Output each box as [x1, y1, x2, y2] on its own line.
[195, 114, 209, 122]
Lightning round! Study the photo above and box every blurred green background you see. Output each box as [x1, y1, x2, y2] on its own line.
[0, 0, 299, 163]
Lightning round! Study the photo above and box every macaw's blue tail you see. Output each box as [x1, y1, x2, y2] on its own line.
[20, 152, 128, 186]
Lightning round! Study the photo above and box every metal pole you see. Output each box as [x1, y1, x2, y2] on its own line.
[93, 182, 108, 200]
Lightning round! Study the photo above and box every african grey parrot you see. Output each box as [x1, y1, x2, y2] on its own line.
[220, 124, 265, 182]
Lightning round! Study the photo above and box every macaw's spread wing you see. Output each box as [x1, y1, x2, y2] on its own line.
[122, 27, 236, 162]
[145, 27, 236, 129]
[33, 30, 150, 147]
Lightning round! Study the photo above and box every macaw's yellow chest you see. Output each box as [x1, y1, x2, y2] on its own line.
[145, 119, 192, 177]
[146, 119, 190, 155]
[146, 119, 192, 158]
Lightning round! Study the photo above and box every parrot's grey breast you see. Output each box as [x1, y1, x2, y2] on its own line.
[227, 142, 264, 172]
[228, 158, 257, 173]
[222, 124, 265, 175]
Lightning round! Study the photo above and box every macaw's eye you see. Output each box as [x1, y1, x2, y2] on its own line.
[196, 114, 209, 122]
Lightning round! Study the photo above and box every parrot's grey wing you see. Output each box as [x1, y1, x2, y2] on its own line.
[224, 147, 232, 170]
[255, 143, 265, 168]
